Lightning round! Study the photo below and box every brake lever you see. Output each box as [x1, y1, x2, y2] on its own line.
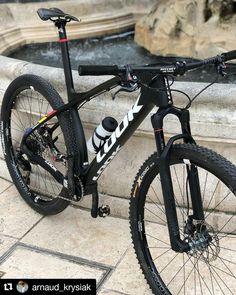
[216, 56, 227, 77]
[112, 82, 139, 100]
[217, 63, 227, 77]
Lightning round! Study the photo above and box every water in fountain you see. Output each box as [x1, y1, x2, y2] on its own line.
[8, 32, 236, 83]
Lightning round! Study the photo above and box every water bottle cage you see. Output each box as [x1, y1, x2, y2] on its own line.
[87, 117, 118, 154]
[92, 132, 110, 153]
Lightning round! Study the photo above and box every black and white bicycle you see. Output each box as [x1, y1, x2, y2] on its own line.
[1, 8, 235, 295]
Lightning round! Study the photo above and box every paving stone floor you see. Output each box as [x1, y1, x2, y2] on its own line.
[0, 178, 152, 295]
[0, 177, 235, 295]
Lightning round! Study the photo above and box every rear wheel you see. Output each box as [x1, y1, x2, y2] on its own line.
[1, 75, 71, 215]
[130, 144, 236, 295]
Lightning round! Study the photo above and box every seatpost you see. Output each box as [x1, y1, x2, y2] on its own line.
[55, 20, 75, 100]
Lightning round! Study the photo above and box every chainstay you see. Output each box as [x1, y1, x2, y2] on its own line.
[29, 177, 84, 203]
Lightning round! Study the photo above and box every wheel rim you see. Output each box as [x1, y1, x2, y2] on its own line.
[7, 87, 67, 205]
[138, 160, 235, 294]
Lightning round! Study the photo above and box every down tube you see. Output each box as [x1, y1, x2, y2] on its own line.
[85, 95, 155, 184]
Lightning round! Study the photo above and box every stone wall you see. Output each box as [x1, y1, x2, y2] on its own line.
[0, 56, 235, 217]
[135, 0, 236, 58]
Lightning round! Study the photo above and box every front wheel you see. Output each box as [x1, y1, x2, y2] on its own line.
[130, 143, 236, 295]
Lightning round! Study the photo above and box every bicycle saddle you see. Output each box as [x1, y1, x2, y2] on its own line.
[37, 8, 79, 22]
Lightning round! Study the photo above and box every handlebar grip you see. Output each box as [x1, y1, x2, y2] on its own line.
[222, 50, 236, 61]
[78, 65, 120, 76]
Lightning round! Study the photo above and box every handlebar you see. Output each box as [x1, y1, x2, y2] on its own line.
[78, 50, 236, 77]
[221, 50, 236, 61]
[78, 65, 120, 76]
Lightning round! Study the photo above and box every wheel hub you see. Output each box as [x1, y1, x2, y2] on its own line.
[184, 219, 220, 262]
[25, 129, 45, 156]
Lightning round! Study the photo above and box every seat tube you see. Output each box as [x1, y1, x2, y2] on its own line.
[55, 20, 75, 99]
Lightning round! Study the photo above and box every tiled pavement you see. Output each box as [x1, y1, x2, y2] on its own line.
[0, 177, 152, 295]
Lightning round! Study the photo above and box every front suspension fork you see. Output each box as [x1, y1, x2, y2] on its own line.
[151, 107, 204, 252]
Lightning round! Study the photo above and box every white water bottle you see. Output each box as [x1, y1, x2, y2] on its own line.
[87, 117, 118, 154]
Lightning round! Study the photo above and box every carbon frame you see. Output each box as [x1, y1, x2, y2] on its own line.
[20, 19, 173, 195]
[21, 78, 155, 195]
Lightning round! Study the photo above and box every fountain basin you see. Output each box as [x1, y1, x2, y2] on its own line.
[0, 0, 153, 55]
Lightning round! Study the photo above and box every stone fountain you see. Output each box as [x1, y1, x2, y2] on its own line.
[135, 0, 236, 58]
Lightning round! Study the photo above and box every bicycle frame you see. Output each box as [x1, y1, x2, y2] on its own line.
[21, 20, 205, 253]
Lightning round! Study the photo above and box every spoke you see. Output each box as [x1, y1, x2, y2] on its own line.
[26, 90, 32, 126]
[202, 171, 208, 204]
[18, 94, 32, 126]
[10, 127, 24, 133]
[218, 231, 236, 241]
[48, 171, 57, 196]
[150, 183, 165, 212]
[185, 255, 215, 295]
[217, 255, 236, 278]
[159, 253, 179, 274]
[46, 101, 50, 114]
[173, 166, 184, 202]
[217, 255, 236, 266]
[217, 214, 235, 236]
[147, 193, 166, 215]
[144, 206, 167, 224]
[209, 264, 215, 295]
[15, 113, 26, 129]
[206, 179, 220, 212]
[12, 138, 21, 144]
[209, 261, 234, 294]
[220, 245, 236, 252]
[166, 254, 191, 289]
[177, 255, 206, 295]
[153, 248, 172, 262]
[144, 233, 170, 246]
[205, 190, 232, 220]
[206, 262, 225, 295]
[208, 261, 235, 279]
[39, 93, 44, 117]
[147, 246, 170, 249]
[196, 259, 204, 295]
[11, 114, 26, 132]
